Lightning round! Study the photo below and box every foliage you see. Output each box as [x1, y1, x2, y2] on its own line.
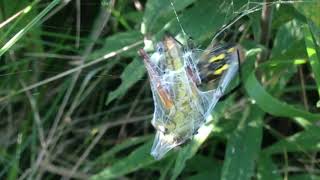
[0, 0, 320, 179]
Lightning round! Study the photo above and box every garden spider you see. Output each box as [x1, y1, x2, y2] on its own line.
[139, 33, 243, 159]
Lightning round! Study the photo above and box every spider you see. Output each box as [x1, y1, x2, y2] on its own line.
[139, 33, 243, 159]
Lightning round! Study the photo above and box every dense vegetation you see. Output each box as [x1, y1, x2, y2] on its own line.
[0, 0, 319, 179]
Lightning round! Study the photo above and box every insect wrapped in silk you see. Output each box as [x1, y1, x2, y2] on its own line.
[139, 35, 241, 160]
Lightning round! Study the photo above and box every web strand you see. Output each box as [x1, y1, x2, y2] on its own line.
[169, 0, 188, 43]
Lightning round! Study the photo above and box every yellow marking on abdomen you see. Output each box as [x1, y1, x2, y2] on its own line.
[209, 53, 226, 62]
[227, 47, 235, 53]
[213, 64, 229, 75]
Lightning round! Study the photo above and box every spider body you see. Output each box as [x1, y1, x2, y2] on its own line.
[139, 34, 241, 159]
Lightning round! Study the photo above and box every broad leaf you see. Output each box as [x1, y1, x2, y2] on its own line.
[257, 154, 281, 180]
[263, 126, 320, 154]
[303, 24, 320, 98]
[91, 141, 155, 180]
[221, 106, 263, 180]
[106, 57, 145, 104]
[244, 68, 320, 121]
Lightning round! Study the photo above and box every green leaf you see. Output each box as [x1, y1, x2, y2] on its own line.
[186, 155, 222, 180]
[289, 174, 320, 180]
[257, 154, 281, 180]
[90, 141, 156, 180]
[170, 123, 214, 180]
[106, 57, 145, 105]
[142, 0, 197, 34]
[187, 171, 221, 180]
[263, 126, 320, 154]
[143, 0, 250, 45]
[167, 97, 236, 179]
[0, 0, 61, 57]
[294, 1, 320, 27]
[157, 0, 250, 44]
[92, 136, 151, 167]
[221, 106, 263, 180]
[303, 23, 320, 97]
[244, 68, 320, 121]
[308, 22, 320, 53]
[91, 31, 143, 59]
[272, 4, 305, 30]
[271, 20, 305, 59]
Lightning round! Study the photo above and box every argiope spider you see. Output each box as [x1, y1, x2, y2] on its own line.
[139, 33, 243, 159]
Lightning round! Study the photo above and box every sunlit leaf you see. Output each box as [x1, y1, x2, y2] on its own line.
[303, 23, 320, 98]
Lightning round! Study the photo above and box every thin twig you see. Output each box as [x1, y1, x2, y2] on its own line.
[0, 40, 143, 103]
[31, 1, 119, 179]
[19, 80, 46, 148]
[46, 0, 116, 151]
[23, 53, 81, 60]
[68, 114, 151, 178]
[258, 0, 273, 62]
[75, 0, 81, 48]
[284, 149, 289, 180]
[299, 66, 309, 111]
[39, 161, 90, 180]
[7, 52, 46, 180]
[52, 1, 116, 179]
[118, 82, 147, 140]
[40, 0, 72, 23]
[50, 0, 117, 153]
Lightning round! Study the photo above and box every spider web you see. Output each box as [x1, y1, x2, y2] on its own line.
[147, 0, 317, 159]
[145, 38, 240, 159]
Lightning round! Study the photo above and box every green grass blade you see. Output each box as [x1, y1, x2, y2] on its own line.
[244, 68, 320, 121]
[0, 0, 39, 42]
[303, 23, 320, 98]
[0, 0, 61, 57]
[170, 123, 214, 180]
[289, 174, 320, 180]
[106, 57, 146, 105]
[92, 136, 151, 167]
[257, 154, 281, 180]
[263, 126, 320, 154]
[185, 155, 222, 180]
[90, 141, 156, 180]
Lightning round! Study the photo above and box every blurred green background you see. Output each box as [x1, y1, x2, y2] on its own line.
[0, 0, 320, 179]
